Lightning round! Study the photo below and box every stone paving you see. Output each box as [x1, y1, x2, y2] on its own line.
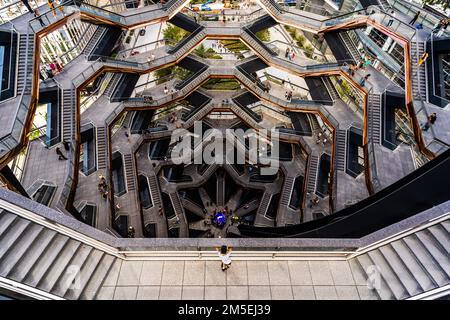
[96, 259, 379, 300]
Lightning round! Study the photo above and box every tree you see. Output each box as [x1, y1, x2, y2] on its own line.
[162, 24, 189, 43]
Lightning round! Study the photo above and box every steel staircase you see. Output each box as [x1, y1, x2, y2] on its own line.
[322, 77, 340, 101]
[306, 154, 319, 193]
[148, 173, 162, 208]
[62, 89, 75, 141]
[335, 129, 347, 172]
[216, 173, 225, 207]
[411, 41, 427, 100]
[368, 93, 382, 144]
[17, 34, 34, 94]
[123, 154, 136, 191]
[257, 192, 272, 217]
[96, 126, 107, 170]
[82, 26, 106, 59]
[339, 31, 361, 63]
[279, 176, 295, 206]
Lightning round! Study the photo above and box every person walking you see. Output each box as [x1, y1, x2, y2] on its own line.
[21, 0, 34, 14]
[422, 113, 437, 131]
[436, 19, 449, 38]
[409, 11, 420, 26]
[34, 9, 46, 27]
[62, 139, 70, 151]
[418, 52, 429, 66]
[56, 147, 67, 160]
[217, 245, 232, 271]
[285, 47, 289, 58]
[359, 74, 371, 87]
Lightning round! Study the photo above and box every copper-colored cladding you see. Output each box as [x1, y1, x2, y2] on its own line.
[0, 7, 435, 211]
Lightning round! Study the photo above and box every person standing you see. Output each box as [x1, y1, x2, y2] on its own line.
[418, 52, 429, 66]
[422, 113, 437, 131]
[217, 245, 232, 271]
[436, 19, 449, 38]
[387, 10, 395, 27]
[409, 11, 420, 26]
[34, 9, 46, 27]
[359, 74, 371, 87]
[21, 0, 34, 14]
[56, 147, 67, 160]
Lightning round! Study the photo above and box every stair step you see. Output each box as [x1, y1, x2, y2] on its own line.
[78, 255, 117, 300]
[50, 245, 95, 296]
[0, 218, 31, 260]
[403, 236, 449, 286]
[390, 240, 437, 291]
[378, 246, 423, 296]
[6, 228, 58, 281]
[367, 250, 410, 299]
[0, 212, 18, 238]
[0, 224, 44, 276]
[427, 224, 450, 255]
[34, 239, 81, 290]
[355, 254, 396, 300]
[414, 231, 450, 278]
[23, 235, 71, 286]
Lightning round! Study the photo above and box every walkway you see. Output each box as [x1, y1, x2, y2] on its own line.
[97, 259, 377, 300]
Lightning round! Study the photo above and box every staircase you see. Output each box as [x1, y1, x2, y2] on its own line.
[183, 102, 214, 127]
[306, 154, 319, 193]
[411, 41, 427, 100]
[17, 34, 34, 94]
[258, 0, 283, 16]
[339, 31, 361, 63]
[0, 210, 119, 300]
[368, 94, 382, 144]
[279, 176, 295, 206]
[335, 129, 347, 172]
[148, 173, 162, 208]
[164, 0, 188, 17]
[322, 77, 339, 101]
[170, 193, 184, 220]
[241, 29, 276, 61]
[216, 173, 225, 207]
[378, 0, 392, 10]
[103, 74, 122, 98]
[123, 154, 136, 191]
[96, 126, 107, 170]
[308, 114, 321, 133]
[168, 28, 206, 58]
[62, 89, 75, 141]
[350, 219, 450, 300]
[82, 26, 106, 60]
[257, 192, 272, 216]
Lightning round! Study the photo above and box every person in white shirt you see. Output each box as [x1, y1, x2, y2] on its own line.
[217, 245, 232, 271]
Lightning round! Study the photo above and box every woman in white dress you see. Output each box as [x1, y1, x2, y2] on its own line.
[217, 245, 232, 271]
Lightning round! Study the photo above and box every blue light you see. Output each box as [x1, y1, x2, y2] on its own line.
[213, 212, 227, 228]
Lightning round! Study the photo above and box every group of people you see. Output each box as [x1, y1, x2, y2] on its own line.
[44, 57, 64, 79]
[347, 57, 371, 78]
[97, 175, 109, 199]
[285, 90, 293, 101]
[212, 41, 228, 54]
[308, 195, 320, 209]
[432, 18, 449, 37]
[285, 47, 296, 61]
[55, 140, 70, 160]
[359, 74, 371, 88]
[315, 132, 327, 146]
[422, 112, 437, 131]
